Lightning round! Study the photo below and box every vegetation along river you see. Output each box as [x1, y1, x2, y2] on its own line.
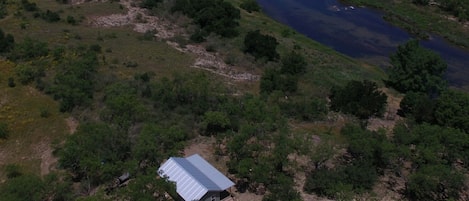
[257, 0, 469, 89]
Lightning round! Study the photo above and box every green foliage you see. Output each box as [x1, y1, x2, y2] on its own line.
[398, 91, 435, 123]
[280, 97, 329, 121]
[244, 30, 279, 61]
[15, 63, 45, 84]
[7, 77, 15, 87]
[259, 68, 298, 94]
[21, 0, 38, 12]
[412, 0, 429, 5]
[433, 89, 469, 133]
[0, 0, 7, 19]
[121, 172, 177, 201]
[172, 0, 240, 37]
[436, 0, 469, 21]
[0, 28, 15, 53]
[39, 10, 61, 22]
[280, 51, 307, 75]
[387, 40, 447, 94]
[392, 123, 469, 200]
[152, 72, 225, 115]
[202, 111, 231, 135]
[304, 168, 349, 198]
[133, 124, 187, 171]
[330, 80, 387, 119]
[5, 164, 22, 178]
[50, 51, 98, 112]
[240, 0, 260, 13]
[406, 164, 464, 201]
[0, 174, 45, 201]
[58, 123, 130, 185]
[140, 0, 162, 9]
[8, 38, 48, 61]
[0, 122, 10, 139]
[101, 82, 146, 129]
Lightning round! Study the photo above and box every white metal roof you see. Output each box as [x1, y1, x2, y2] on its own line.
[158, 154, 235, 201]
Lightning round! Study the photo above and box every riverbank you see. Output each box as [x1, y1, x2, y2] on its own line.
[342, 0, 469, 50]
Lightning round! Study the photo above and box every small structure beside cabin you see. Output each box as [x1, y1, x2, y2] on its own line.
[158, 154, 234, 201]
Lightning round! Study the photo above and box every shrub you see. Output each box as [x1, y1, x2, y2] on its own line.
[244, 30, 279, 61]
[0, 122, 9, 139]
[240, 0, 260, 13]
[330, 80, 387, 119]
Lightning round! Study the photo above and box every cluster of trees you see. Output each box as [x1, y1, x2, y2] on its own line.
[244, 30, 279, 61]
[330, 80, 387, 120]
[305, 125, 392, 198]
[172, 0, 241, 38]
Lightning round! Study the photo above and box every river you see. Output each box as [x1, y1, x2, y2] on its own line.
[256, 0, 469, 89]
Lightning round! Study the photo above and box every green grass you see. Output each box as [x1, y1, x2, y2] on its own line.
[225, 0, 387, 91]
[0, 60, 68, 179]
[344, 0, 469, 49]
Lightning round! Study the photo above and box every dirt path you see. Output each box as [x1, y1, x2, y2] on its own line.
[87, 0, 258, 81]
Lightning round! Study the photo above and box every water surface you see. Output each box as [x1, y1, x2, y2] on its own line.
[257, 0, 469, 88]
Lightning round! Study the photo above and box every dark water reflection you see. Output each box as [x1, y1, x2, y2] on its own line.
[257, 0, 469, 88]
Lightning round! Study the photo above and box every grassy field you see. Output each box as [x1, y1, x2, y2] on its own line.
[0, 60, 68, 179]
[343, 0, 469, 49]
[0, 0, 387, 182]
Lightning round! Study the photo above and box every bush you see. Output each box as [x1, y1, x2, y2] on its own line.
[244, 30, 279, 61]
[41, 10, 61, 22]
[240, 0, 260, 13]
[0, 28, 15, 53]
[8, 77, 16, 87]
[15, 63, 45, 84]
[330, 80, 387, 119]
[0, 122, 9, 139]
[172, 0, 240, 38]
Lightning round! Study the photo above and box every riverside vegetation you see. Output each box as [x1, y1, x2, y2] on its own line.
[1, 0, 469, 201]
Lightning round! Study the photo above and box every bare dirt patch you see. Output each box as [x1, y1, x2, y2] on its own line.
[87, 0, 258, 81]
[367, 89, 403, 133]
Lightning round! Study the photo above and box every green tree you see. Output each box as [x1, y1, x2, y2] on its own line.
[406, 164, 464, 201]
[0, 174, 45, 201]
[15, 63, 45, 84]
[172, 0, 240, 37]
[244, 30, 279, 61]
[387, 40, 447, 94]
[133, 124, 187, 171]
[433, 89, 469, 132]
[58, 123, 130, 185]
[330, 80, 387, 119]
[398, 91, 435, 123]
[8, 38, 48, 61]
[240, 0, 260, 13]
[280, 51, 307, 75]
[202, 111, 231, 135]
[101, 82, 146, 129]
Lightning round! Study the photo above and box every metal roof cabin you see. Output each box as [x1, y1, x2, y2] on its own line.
[158, 154, 235, 201]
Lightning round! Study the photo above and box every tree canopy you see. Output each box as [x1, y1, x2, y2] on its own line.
[387, 40, 447, 94]
[244, 30, 279, 61]
[330, 80, 387, 119]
